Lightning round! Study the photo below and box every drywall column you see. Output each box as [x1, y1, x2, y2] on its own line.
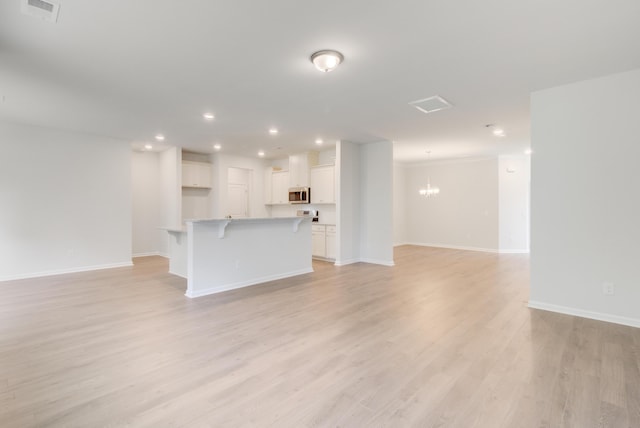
[359, 141, 394, 265]
[336, 140, 394, 266]
[530, 68, 640, 327]
[393, 162, 407, 245]
[335, 141, 361, 265]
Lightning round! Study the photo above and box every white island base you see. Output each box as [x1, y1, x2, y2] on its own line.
[165, 217, 313, 298]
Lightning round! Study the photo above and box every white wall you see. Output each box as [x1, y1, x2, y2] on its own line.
[530, 68, 640, 327]
[498, 156, 530, 252]
[359, 141, 394, 265]
[132, 151, 162, 256]
[404, 158, 499, 252]
[393, 162, 407, 245]
[0, 121, 132, 280]
[211, 154, 269, 219]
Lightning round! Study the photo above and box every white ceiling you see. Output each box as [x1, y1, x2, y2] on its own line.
[1, 0, 639, 162]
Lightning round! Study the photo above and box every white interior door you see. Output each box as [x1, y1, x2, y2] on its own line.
[228, 183, 248, 218]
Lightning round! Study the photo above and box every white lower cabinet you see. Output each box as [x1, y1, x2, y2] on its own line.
[312, 225, 326, 258]
[311, 224, 335, 260]
[325, 225, 336, 260]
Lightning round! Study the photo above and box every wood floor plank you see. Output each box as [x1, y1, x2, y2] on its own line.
[1, 246, 639, 427]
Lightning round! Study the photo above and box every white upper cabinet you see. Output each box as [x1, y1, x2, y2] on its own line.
[288, 151, 319, 188]
[271, 171, 290, 204]
[182, 161, 212, 188]
[310, 164, 335, 204]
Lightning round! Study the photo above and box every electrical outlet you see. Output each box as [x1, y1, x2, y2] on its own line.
[602, 282, 615, 296]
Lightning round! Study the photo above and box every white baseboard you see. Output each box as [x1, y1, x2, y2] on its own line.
[168, 270, 188, 279]
[528, 301, 640, 329]
[132, 251, 160, 258]
[185, 267, 314, 298]
[334, 258, 394, 267]
[0, 261, 134, 282]
[403, 242, 529, 254]
[334, 258, 361, 266]
[394, 242, 410, 247]
[405, 242, 500, 253]
[359, 258, 395, 267]
[312, 256, 335, 262]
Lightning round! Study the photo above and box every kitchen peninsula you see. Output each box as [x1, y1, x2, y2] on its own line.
[164, 217, 313, 298]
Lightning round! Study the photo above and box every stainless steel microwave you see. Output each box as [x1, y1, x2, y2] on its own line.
[288, 187, 310, 204]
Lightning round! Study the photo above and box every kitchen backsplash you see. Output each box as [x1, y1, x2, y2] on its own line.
[270, 204, 336, 224]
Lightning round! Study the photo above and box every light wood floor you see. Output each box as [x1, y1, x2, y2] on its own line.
[1, 246, 639, 427]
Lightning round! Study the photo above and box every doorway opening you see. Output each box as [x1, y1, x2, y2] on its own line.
[227, 167, 251, 218]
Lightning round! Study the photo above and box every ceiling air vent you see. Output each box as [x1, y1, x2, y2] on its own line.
[409, 95, 452, 114]
[21, 0, 60, 23]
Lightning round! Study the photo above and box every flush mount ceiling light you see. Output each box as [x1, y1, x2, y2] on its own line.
[155, 134, 165, 141]
[144, 144, 152, 150]
[315, 138, 323, 145]
[269, 128, 278, 135]
[310, 50, 344, 72]
[213, 143, 222, 150]
[203, 113, 215, 121]
[524, 148, 533, 155]
[258, 151, 265, 157]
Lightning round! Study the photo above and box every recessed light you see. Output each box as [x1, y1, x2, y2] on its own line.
[315, 138, 323, 145]
[493, 128, 505, 137]
[213, 143, 222, 150]
[258, 151, 265, 157]
[144, 144, 153, 150]
[155, 134, 165, 141]
[524, 148, 533, 155]
[310, 50, 344, 72]
[269, 128, 278, 135]
[203, 113, 215, 120]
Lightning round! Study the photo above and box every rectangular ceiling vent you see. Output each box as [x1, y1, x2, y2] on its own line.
[409, 95, 453, 114]
[21, 0, 60, 23]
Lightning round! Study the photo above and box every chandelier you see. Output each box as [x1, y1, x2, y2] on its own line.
[418, 151, 440, 198]
[419, 182, 440, 197]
